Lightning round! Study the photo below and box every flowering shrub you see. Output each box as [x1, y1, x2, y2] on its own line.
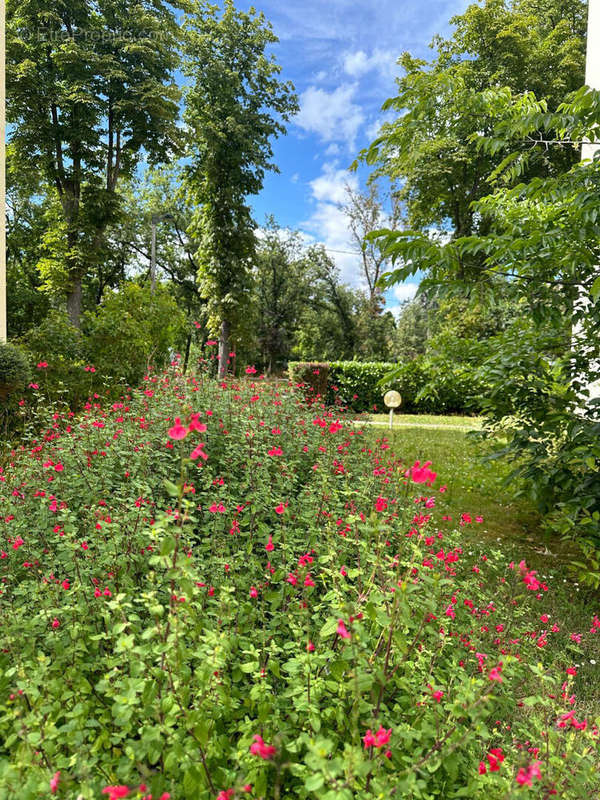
[0, 368, 598, 799]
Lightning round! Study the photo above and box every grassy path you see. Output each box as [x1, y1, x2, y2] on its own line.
[361, 416, 600, 713]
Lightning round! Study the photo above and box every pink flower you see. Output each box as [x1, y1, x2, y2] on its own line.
[50, 771, 60, 794]
[275, 502, 287, 515]
[265, 535, 274, 552]
[217, 791, 234, 800]
[168, 417, 188, 440]
[249, 734, 276, 759]
[249, 586, 258, 598]
[478, 761, 487, 774]
[374, 726, 391, 746]
[362, 730, 377, 748]
[245, 366, 257, 374]
[188, 416, 207, 433]
[516, 761, 541, 787]
[487, 748, 504, 772]
[306, 640, 315, 652]
[190, 443, 209, 461]
[102, 787, 130, 800]
[51, 618, 60, 629]
[336, 619, 351, 639]
[206, 339, 217, 346]
[406, 460, 437, 486]
[363, 725, 392, 749]
[488, 664, 503, 683]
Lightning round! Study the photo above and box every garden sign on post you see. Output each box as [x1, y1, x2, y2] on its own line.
[384, 389, 402, 430]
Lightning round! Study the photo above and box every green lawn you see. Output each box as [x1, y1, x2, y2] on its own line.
[362, 418, 600, 713]
[362, 412, 482, 429]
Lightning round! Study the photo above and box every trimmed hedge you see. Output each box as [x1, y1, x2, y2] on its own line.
[288, 359, 485, 414]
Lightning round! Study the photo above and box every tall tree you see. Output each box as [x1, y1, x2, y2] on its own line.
[340, 182, 403, 305]
[182, 0, 298, 378]
[359, 0, 587, 266]
[6, 0, 181, 326]
[254, 219, 308, 373]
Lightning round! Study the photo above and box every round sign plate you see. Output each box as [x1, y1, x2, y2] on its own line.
[384, 390, 402, 408]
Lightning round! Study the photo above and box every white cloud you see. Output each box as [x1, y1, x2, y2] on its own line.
[309, 162, 357, 204]
[393, 282, 419, 303]
[342, 48, 397, 79]
[298, 162, 365, 286]
[295, 83, 365, 149]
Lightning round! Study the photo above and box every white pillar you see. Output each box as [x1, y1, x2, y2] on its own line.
[576, 0, 600, 407]
[583, 0, 600, 161]
[0, 4, 6, 343]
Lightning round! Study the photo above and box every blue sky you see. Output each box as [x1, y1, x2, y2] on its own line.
[228, 0, 471, 313]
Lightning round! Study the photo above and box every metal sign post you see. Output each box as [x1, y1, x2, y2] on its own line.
[383, 390, 402, 430]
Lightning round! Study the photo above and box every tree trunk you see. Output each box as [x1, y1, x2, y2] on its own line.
[183, 332, 192, 374]
[66, 279, 83, 328]
[218, 319, 230, 379]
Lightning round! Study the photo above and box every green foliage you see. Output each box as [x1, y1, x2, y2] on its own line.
[83, 284, 187, 388]
[6, 0, 182, 323]
[254, 220, 309, 373]
[0, 343, 31, 396]
[288, 360, 485, 415]
[182, 0, 298, 367]
[357, 0, 586, 241]
[18, 311, 89, 407]
[368, 81, 600, 581]
[0, 373, 597, 797]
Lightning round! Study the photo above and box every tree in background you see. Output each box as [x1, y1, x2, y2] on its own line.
[254, 219, 308, 373]
[359, 0, 587, 285]
[340, 182, 403, 306]
[6, 0, 182, 327]
[182, 0, 298, 378]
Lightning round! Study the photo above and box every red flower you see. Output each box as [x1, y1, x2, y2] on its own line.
[406, 460, 437, 486]
[245, 366, 257, 374]
[102, 787, 130, 800]
[50, 771, 60, 794]
[336, 619, 351, 639]
[168, 417, 188, 440]
[363, 725, 392, 749]
[249, 734, 276, 759]
[190, 444, 209, 461]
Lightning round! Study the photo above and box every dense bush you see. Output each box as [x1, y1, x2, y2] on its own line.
[8, 286, 188, 434]
[0, 343, 30, 397]
[288, 359, 485, 414]
[83, 284, 187, 388]
[16, 311, 91, 408]
[287, 362, 329, 399]
[0, 369, 598, 799]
